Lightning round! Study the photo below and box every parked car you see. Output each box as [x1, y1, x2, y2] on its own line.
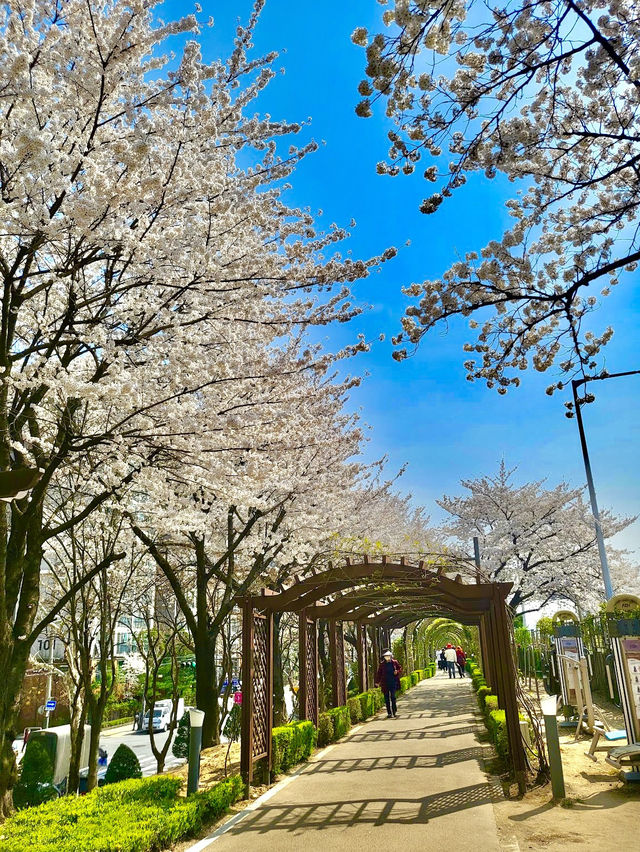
[142, 698, 185, 733]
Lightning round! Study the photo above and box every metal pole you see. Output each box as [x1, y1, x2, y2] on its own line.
[571, 380, 613, 600]
[45, 635, 54, 729]
[542, 697, 566, 800]
[187, 709, 205, 795]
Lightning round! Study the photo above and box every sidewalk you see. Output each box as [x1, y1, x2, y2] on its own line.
[202, 672, 502, 852]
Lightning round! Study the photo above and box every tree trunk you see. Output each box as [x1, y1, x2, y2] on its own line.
[67, 701, 87, 795]
[86, 716, 102, 792]
[0, 635, 32, 818]
[272, 613, 287, 726]
[195, 637, 219, 748]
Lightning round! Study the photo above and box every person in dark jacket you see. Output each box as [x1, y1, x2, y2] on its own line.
[456, 646, 466, 677]
[375, 649, 402, 718]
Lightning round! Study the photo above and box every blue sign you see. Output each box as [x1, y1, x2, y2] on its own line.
[46, 699, 57, 711]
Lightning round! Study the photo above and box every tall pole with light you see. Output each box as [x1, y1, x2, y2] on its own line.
[571, 370, 640, 601]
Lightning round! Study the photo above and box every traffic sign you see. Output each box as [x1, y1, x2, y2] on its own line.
[233, 691, 242, 705]
[45, 699, 57, 711]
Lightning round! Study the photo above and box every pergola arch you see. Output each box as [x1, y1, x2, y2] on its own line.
[239, 557, 526, 792]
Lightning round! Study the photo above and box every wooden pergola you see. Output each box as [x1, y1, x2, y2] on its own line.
[239, 557, 526, 792]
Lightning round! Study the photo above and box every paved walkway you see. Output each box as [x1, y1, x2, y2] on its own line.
[206, 672, 502, 851]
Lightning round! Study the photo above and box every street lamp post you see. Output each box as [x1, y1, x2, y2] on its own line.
[571, 370, 640, 601]
[187, 708, 205, 795]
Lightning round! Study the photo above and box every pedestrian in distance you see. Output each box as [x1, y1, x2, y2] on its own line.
[439, 647, 447, 671]
[456, 646, 466, 678]
[444, 643, 458, 678]
[375, 649, 402, 718]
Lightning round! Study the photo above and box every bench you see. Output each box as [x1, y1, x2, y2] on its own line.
[585, 726, 627, 761]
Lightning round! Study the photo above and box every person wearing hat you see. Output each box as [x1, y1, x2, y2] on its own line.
[375, 649, 403, 718]
[444, 643, 458, 678]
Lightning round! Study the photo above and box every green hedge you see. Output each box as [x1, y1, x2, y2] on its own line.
[103, 715, 135, 729]
[0, 775, 244, 852]
[398, 676, 410, 693]
[326, 705, 350, 739]
[358, 691, 376, 719]
[347, 696, 363, 724]
[410, 671, 420, 686]
[271, 721, 316, 776]
[317, 713, 334, 748]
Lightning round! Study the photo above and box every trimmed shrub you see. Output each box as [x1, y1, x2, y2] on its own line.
[347, 696, 363, 724]
[13, 739, 57, 810]
[0, 775, 244, 852]
[104, 744, 142, 784]
[271, 721, 316, 776]
[370, 687, 385, 711]
[172, 713, 190, 759]
[317, 713, 334, 747]
[476, 686, 493, 709]
[358, 691, 375, 719]
[326, 705, 350, 739]
[398, 676, 410, 693]
[484, 695, 499, 716]
[486, 709, 509, 760]
[410, 671, 420, 686]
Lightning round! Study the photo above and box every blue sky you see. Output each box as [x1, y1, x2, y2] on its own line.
[163, 1, 640, 558]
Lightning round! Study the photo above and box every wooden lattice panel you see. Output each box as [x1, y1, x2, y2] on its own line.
[305, 617, 318, 725]
[336, 622, 346, 706]
[252, 612, 269, 758]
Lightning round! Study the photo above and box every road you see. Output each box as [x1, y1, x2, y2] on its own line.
[99, 724, 186, 776]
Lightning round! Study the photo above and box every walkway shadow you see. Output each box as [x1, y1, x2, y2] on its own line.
[226, 782, 504, 835]
[304, 746, 491, 775]
[349, 726, 482, 742]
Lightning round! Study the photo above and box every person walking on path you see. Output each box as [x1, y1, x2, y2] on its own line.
[444, 643, 458, 678]
[375, 649, 402, 718]
[456, 646, 466, 678]
[439, 647, 447, 671]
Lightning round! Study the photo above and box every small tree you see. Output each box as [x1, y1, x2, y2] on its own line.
[172, 714, 190, 761]
[104, 744, 142, 785]
[13, 740, 57, 809]
[223, 705, 241, 777]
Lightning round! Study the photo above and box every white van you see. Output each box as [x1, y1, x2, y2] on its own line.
[143, 698, 184, 733]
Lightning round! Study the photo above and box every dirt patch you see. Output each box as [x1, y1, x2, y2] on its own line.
[492, 730, 640, 850]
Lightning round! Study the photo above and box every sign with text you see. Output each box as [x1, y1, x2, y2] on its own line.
[233, 691, 242, 705]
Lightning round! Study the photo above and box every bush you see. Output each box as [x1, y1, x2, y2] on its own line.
[0, 775, 244, 852]
[484, 695, 499, 715]
[104, 744, 142, 784]
[271, 721, 316, 776]
[13, 739, 57, 810]
[476, 686, 493, 709]
[398, 676, 410, 693]
[347, 696, 363, 724]
[358, 691, 375, 719]
[316, 713, 334, 748]
[326, 706, 350, 740]
[172, 712, 190, 760]
[486, 709, 509, 760]
[410, 671, 420, 686]
[370, 687, 385, 711]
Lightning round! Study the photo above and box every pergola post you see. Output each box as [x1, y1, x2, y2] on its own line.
[479, 617, 494, 691]
[240, 600, 273, 789]
[329, 619, 346, 707]
[240, 597, 254, 789]
[491, 590, 527, 794]
[484, 604, 504, 707]
[356, 622, 367, 692]
[299, 610, 318, 725]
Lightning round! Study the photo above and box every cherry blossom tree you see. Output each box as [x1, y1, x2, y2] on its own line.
[354, 1, 640, 403]
[0, 0, 393, 814]
[438, 462, 633, 612]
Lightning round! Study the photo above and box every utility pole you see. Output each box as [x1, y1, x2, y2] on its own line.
[571, 369, 640, 601]
[44, 634, 54, 729]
